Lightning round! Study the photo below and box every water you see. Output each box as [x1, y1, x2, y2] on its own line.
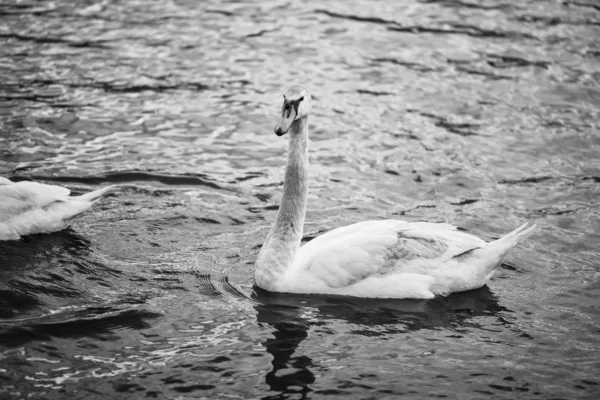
[0, 0, 599, 398]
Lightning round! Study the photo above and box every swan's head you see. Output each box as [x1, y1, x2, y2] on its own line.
[274, 85, 312, 136]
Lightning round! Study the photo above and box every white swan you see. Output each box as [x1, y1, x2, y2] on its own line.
[0, 177, 113, 240]
[254, 85, 536, 299]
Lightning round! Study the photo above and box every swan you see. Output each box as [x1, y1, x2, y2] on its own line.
[254, 85, 536, 299]
[0, 177, 113, 240]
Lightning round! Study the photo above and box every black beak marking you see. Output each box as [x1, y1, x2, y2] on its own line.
[284, 103, 292, 118]
[282, 96, 304, 119]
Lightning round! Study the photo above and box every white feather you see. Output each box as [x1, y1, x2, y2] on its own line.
[0, 178, 114, 240]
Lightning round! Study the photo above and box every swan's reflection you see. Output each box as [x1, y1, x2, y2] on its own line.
[253, 286, 509, 398]
[254, 299, 316, 399]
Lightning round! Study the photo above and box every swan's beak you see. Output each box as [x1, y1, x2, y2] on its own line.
[274, 107, 296, 136]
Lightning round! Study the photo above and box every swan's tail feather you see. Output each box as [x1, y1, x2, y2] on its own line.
[48, 185, 116, 223]
[75, 185, 116, 204]
[489, 220, 537, 250]
[477, 220, 536, 282]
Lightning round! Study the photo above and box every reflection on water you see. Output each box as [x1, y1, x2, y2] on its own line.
[254, 286, 509, 397]
[256, 301, 315, 398]
[255, 285, 508, 334]
[1, 0, 599, 398]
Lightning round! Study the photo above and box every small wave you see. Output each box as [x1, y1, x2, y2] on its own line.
[220, 275, 256, 303]
[9, 171, 236, 192]
[192, 272, 224, 298]
[0, 307, 161, 347]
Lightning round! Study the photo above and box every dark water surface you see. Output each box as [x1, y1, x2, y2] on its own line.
[1, 0, 599, 398]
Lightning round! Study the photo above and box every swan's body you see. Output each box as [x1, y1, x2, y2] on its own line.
[254, 86, 536, 299]
[0, 177, 113, 240]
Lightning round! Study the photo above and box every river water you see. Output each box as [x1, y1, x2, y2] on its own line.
[0, 0, 599, 399]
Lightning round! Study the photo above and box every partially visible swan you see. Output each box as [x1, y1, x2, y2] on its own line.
[0, 177, 114, 240]
[254, 85, 536, 299]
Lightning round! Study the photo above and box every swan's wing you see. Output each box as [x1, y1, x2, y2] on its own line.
[0, 180, 70, 222]
[293, 220, 485, 289]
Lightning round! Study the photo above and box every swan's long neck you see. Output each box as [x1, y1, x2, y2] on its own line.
[255, 118, 309, 291]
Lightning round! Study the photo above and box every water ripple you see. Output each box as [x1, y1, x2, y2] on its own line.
[1, 0, 599, 398]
